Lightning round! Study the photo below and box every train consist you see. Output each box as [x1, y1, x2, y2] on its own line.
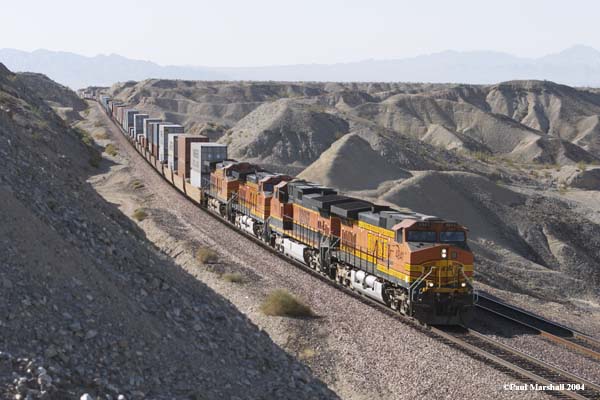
[96, 94, 474, 325]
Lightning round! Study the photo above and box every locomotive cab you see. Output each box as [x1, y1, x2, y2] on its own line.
[392, 220, 474, 325]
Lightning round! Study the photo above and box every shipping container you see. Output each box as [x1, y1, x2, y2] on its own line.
[190, 170, 212, 188]
[124, 110, 139, 135]
[176, 135, 209, 179]
[151, 122, 173, 153]
[143, 118, 162, 145]
[167, 134, 183, 172]
[190, 142, 228, 179]
[158, 124, 184, 163]
[133, 114, 149, 137]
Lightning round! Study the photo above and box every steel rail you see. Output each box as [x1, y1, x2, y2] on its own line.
[476, 294, 600, 361]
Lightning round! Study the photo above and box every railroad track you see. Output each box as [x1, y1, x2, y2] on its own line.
[97, 101, 600, 399]
[476, 294, 600, 361]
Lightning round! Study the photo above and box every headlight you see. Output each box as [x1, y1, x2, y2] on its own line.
[428, 282, 434, 287]
[461, 282, 467, 287]
[441, 248, 447, 258]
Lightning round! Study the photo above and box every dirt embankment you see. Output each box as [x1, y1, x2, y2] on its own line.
[0, 63, 335, 400]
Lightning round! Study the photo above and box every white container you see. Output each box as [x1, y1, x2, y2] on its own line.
[168, 134, 185, 171]
[190, 143, 228, 173]
[133, 114, 149, 137]
[124, 109, 138, 134]
[143, 118, 162, 143]
[159, 125, 184, 163]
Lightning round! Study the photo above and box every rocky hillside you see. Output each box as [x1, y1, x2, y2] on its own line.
[16, 72, 87, 111]
[0, 64, 335, 399]
[110, 79, 600, 172]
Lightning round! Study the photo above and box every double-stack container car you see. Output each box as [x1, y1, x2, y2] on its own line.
[190, 142, 228, 188]
[158, 124, 184, 163]
[176, 135, 209, 179]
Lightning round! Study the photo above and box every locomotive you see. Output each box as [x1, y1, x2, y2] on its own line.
[97, 95, 475, 325]
[207, 162, 474, 325]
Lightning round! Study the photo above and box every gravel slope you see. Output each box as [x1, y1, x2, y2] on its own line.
[85, 101, 553, 400]
[0, 64, 335, 400]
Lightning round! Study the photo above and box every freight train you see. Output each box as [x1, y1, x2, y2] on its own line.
[95, 94, 474, 325]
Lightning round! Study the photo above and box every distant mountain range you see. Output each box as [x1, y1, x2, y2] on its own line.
[2, 46, 600, 89]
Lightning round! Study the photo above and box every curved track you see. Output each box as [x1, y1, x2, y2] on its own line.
[98, 101, 600, 399]
[476, 294, 600, 361]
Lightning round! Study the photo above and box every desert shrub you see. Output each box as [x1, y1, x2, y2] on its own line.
[577, 161, 587, 172]
[260, 289, 314, 317]
[104, 143, 118, 156]
[132, 208, 147, 221]
[471, 151, 492, 162]
[196, 247, 218, 264]
[88, 150, 102, 168]
[221, 272, 244, 283]
[132, 180, 145, 190]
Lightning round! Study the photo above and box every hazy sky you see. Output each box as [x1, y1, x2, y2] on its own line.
[2, 0, 598, 66]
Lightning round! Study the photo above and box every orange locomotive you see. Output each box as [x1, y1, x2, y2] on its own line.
[208, 173, 475, 325]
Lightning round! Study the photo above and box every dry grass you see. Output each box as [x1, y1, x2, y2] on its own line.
[221, 272, 244, 283]
[298, 348, 316, 360]
[260, 289, 314, 318]
[577, 161, 587, 172]
[132, 208, 148, 221]
[104, 143, 118, 157]
[94, 131, 109, 140]
[196, 247, 218, 264]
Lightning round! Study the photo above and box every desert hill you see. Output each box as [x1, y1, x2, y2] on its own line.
[110, 79, 600, 174]
[0, 64, 334, 399]
[298, 133, 412, 190]
[17, 72, 87, 111]
[221, 99, 349, 168]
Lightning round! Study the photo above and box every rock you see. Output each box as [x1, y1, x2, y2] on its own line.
[44, 346, 58, 358]
[80, 394, 93, 400]
[85, 330, 98, 340]
[568, 167, 600, 190]
[37, 372, 52, 387]
[69, 321, 82, 332]
[2, 277, 13, 289]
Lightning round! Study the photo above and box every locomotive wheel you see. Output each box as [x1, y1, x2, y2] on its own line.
[400, 301, 410, 316]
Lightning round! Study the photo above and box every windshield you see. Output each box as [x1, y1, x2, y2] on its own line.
[440, 231, 466, 242]
[406, 230, 436, 242]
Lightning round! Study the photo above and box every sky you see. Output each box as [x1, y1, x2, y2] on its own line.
[1, 0, 599, 67]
